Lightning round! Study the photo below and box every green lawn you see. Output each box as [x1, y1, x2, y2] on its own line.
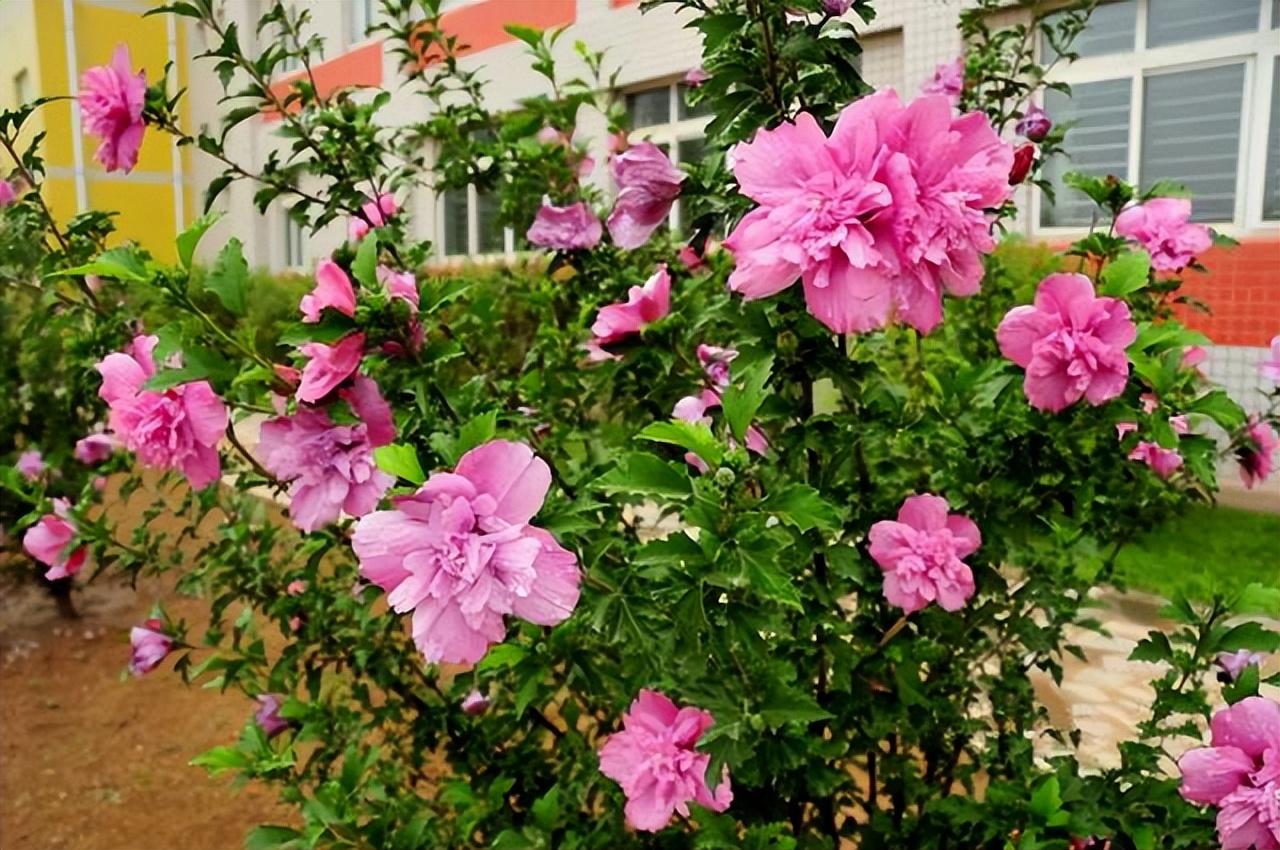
[1109, 505, 1279, 615]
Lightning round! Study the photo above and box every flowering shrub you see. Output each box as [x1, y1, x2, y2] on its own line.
[2, 0, 1279, 848]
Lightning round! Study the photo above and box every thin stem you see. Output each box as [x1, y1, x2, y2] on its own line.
[224, 423, 282, 491]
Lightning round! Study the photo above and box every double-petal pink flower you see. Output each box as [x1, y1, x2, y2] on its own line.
[1238, 416, 1279, 490]
[258, 376, 395, 533]
[606, 143, 685, 249]
[296, 333, 365, 403]
[527, 198, 603, 250]
[598, 690, 733, 832]
[1177, 697, 1279, 850]
[1260, 336, 1280, 385]
[352, 440, 580, 665]
[1114, 198, 1212, 273]
[724, 90, 1011, 335]
[1128, 441, 1184, 479]
[23, 498, 88, 581]
[16, 449, 45, 481]
[74, 433, 119, 465]
[129, 618, 174, 676]
[997, 273, 1136, 413]
[80, 44, 146, 174]
[300, 258, 357, 323]
[868, 494, 981, 614]
[921, 58, 965, 103]
[585, 265, 672, 360]
[96, 335, 228, 489]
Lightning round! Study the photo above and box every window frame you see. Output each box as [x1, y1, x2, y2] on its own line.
[1033, 0, 1279, 236]
[282, 211, 305, 271]
[623, 79, 711, 235]
[435, 184, 515, 261]
[347, 0, 376, 48]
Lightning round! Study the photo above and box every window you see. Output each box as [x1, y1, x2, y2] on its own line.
[624, 80, 711, 234]
[1039, 0, 1279, 229]
[348, 0, 375, 45]
[1264, 57, 1280, 220]
[283, 213, 305, 269]
[438, 186, 509, 258]
[13, 69, 32, 106]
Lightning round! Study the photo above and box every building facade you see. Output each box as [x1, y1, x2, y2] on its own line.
[0, 0, 195, 263]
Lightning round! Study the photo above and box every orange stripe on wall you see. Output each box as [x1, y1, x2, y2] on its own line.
[438, 0, 577, 56]
[610, 0, 640, 7]
[1172, 237, 1280, 348]
[265, 40, 384, 121]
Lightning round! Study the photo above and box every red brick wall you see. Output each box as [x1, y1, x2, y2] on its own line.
[1173, 237, 1280, 348]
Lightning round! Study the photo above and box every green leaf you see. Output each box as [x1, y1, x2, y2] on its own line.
[1235, 583, 1280, 618]
[455, 410, 498, 460]
[761, 485, 841, 533]
[758, 687, 833, 730]
[374, 444, 426, 485]
[594, 452, 692, 499]
[205, 237, 249, 316]
[738, 544, 802, 610]
[243, 825, 303, 850]
[530, 785, 561, 832]
[636, 420, 723, 468]
[721, 355, 773, 443]
[190, 745, 250, 776]
[351, 231, 379, 289]
[476, 643, 526, 673]
[1100, 250, 1151, 297]
[1216, 621, 1280, 654]
[1028, 775, 1062, 821]
[176, 210, 222, 269]
[503, 23, 544, 48]
[1222, 662, 1261, 705]
[1186, 390, 1245, 432]
[1129, 631, 1173, 663]
[56, 246, 148, 282]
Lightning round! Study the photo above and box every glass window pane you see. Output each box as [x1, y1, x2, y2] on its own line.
[676, 136, 706, 166]
[1273, 0, 1279, 28]
[1264, 57, 1280, 220]
[1141, 63, 1243, 223]
[1041, 79, 1131, 227]
[1042, 0, 1136, 60]
[1146, 0, 1257, 48]
[677, 83, 714, 121]
[476, 191, 504, 254]
[626, 88, 671, 128]
[442, 188, 469, 256]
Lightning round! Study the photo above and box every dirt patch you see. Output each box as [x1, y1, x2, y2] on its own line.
[0, 573, 296, 850]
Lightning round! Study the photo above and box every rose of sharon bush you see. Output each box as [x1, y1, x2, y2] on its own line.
[129, 619, 174, 676]
[869, 494, 981, 614]
[724, 90, 1011, 335]
[527, 199, 602, 250]
[258, 378, 395, 533]
[1177, 697, 1280, 850]
[1114, 198, 1211, 273]
[96, 335, 228, 489]
[352, 441, 580, 665]
[23, 499, 88, 581]
[300, 258, 357, 323]
[79, 44, 146, 174]
[598, 690, 733, 832]
[585, 264, 671, 360]
[1238, 416, 1279, 489]
[997, 273, 1136, 413]
[606, 143, 684, 249]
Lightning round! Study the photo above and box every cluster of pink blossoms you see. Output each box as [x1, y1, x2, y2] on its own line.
[79, 44, 147, 174]
[96, 335, 229, 489]
[723, 90, 1013, 335]
[869, 495, 981, 614]
[23, 498, 88, 582]
[1114, 198, 1211, 273]
[352, 440, 581, 665]
[598, 690, 733, 832]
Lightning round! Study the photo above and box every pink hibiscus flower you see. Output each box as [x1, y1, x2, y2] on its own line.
[868, 494, 981, 614]
[23, 498, 89, 581]
[351, 440, 580, 665]
[296, 333, 365, 403]
[377, 265, 419, 312]
[300, 258, 357, 323]
[80, 43, 146, 174]
[585, 265, 672, 358]
[74, 433, 119, 465]
[598, 690, 733, 832]
[1238, 416, 1279, 489]
[1114, 198, 1212, 273]
[606, 143, 685, 249]
[461, 690, 491, 716]
[1177, 697, 1280, 850]
[1016, 104, 1052, 142]
[683, 66, 710, 87]
[0, 179, 15, 208]
[921, 58, 964, 103]
[724, 90, 1011, 335]
[527, 199, 603, 250]
[997, 273, 1136, 413]
[258, 378, 395, 533]
[1260, 336, 1280, 385]
[16, 449, 45, 481]
[1217, 650, 1264, 683]
[96, 335, 228, 489]
[696, 344, 738, 389]
[672, 389, 769, 472]
[349, 193, 398, 241]
[1128, 441, 1184, 479]
[128, 618, 174, 676]
[254, 694, 289, 738]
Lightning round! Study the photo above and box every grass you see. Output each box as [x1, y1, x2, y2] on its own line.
[1109, 505, 1280, 616]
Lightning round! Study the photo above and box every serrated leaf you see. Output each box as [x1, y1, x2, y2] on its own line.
[454, 411, 498, 461]
[1216, 621, 1280, 654]
[1028, 775, 1061, 820]
[738, 544, 802, 610]
[1128, 631, 1173, 663]
[374, 444, 426, 485]
[594, 452, 692, 498]
[1222, 662, 1261, 704]
[176, 211, 222, 269]
[761, 485, 841, 533]
[1186, 390, 1245, 432]
[758, 687, 832, 730]
[351, 231, 378, 289]
[190, 745, 250, 776]
[1100, 250, 1150, 297]
[721, 355, 772, 443]
[636, 420, 723, 468]
[243, 825, 302, 850]
[476, 643, 526, 673]
[56, 246, 148, 282]
[530, 785, 561, 832]
[205, 237, 248, 316]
